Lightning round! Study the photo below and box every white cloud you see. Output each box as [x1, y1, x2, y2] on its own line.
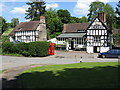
[46, 3, 59, 10]
[2, 0, 29, 2]
[0, 2, 5, 15]
[10, 5, 29, 14]
[0, 2, 5, 11]
[74, 0, 116, 16]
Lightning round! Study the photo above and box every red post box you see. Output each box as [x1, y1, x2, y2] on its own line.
[48, 43, 55, 55]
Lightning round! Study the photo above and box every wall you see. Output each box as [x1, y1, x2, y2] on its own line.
[14, 31, 39, 42]
[87, 46, 93, 53]
[9, 36, 14, 42]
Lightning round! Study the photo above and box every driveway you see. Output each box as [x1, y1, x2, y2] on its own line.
[1, 50, 119, 70]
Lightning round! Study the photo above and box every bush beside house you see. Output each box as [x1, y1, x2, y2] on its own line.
[2, 41, 50, 57]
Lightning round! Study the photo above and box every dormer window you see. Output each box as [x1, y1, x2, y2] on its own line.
[18, 27, 22, 31]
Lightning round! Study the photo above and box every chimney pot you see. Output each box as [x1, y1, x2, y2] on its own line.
[40, 16, 45, 24]
[40, 16, 45, 19]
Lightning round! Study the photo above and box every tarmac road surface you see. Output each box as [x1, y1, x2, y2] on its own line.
[1, 51, 119, 70]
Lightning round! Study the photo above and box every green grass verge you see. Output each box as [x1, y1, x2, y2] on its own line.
[0, 70, 6, 74]
[2, 53, 23, 57]
[18, 62, 119, 88]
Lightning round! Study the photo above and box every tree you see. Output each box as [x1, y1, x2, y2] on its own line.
[87, 1, 105, 22]
[57, 9, 71, 24]
[115, 1, 120, 28]
[11, 18, 19, 28]
[70, 17, 81, 23]
[87, 1, 116, 29]
[25, 0, 46, 21]
[80, 16, 88, 23]
[104, 3, 116, 29]
[0, 16, 8, 34]
[45, 8, 62, 39]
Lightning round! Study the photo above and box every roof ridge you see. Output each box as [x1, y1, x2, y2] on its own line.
[64, 22, 90, 25]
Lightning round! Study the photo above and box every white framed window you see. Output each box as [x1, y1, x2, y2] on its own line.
[17, 36, 21, 40]
[26, 36, 30, 41]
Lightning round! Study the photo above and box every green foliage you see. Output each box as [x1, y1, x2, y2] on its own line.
[113, 34, 120, 47]
[80, 16, 88, 23]
[28, 41, 50, 57]
[115, 1, 120, 29]
[57, 9, 71, 24]
[70, 17, 81, 23]
[25, 1, 46, 21]
[11, 18, 19, 28]
[2, 28, 14, 36]
[2, 35, 10, 43]
[104, 3, 116, 29]
[87, 1, 116, 29]
[45, 8, 63, 39]
[2, 41, 50, 57]
[49, 32, 61, 39]
[2, 42, 14, 53]
[87, 1, 105, 22]
[0, 16, 8, 34]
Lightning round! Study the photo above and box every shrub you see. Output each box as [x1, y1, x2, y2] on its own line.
[28, 41, 50, 57]
[2, 41, 50, 57]
[16, 42, 29, 54]
[2, 42, 14, 53]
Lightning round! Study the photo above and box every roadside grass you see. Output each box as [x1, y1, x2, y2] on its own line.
[0, 70, 2, 73]
[17, 62, 119, 88]
[0, 70, 6, 74]
[2, 53, 23, 57]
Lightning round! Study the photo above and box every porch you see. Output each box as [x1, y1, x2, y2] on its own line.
[56, 33, 86, 51]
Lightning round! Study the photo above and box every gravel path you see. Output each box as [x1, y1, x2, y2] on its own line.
[2, 64, 48, 88]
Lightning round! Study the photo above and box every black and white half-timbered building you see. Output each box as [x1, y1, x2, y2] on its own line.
[9, 16, 47, 42]
[57, 13, 112, 53]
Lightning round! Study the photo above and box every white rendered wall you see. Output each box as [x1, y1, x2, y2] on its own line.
[66, 42, 69, 51]
[100, 47, 110, 53]
[14, 31, 39, 42]
[87, 46, 94, 53]
[9, 36, 14, 42]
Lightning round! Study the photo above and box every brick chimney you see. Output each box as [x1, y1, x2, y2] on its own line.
[98, 12, 106, 25]
[40, 16, 45, 24]
[39, 16, 47, 41]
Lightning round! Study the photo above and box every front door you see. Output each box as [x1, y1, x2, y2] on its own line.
[69, 40, 74, 50]
[94, 46, 100, 53]
[71, 40, 74, 50]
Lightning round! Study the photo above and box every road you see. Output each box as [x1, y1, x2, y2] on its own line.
[1, 51, 119, 70]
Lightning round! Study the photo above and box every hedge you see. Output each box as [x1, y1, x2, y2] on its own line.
[2, 41, 50, 57]
[28, 41, 50, 57]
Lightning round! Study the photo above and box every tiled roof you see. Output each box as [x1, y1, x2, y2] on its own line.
[62, 23, 90, 33]
[9, 21, 40, 36]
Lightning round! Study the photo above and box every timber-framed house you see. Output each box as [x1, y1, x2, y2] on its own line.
[57, 13, 112, 53]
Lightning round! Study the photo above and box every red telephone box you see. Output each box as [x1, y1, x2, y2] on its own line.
[48, 43, 55, 55]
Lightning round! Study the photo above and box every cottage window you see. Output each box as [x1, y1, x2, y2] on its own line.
[26, 36, 30, 41]
[17, 36, 21, 40]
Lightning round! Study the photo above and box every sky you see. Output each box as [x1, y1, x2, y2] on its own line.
[0, 0, 119, 23]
